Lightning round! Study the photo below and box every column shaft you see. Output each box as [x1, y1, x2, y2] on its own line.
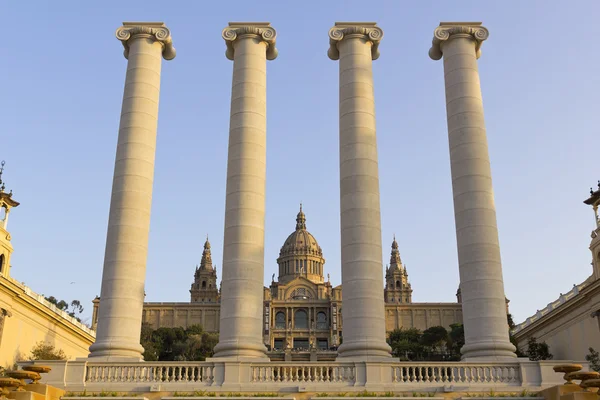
[329, 23, 391, 359]
[214, 23, 277, 359]
[90, 23, 174, 359]
[430, 23, 516, 359]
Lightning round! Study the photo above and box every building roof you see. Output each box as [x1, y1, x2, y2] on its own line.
[278, 205, 323, 258]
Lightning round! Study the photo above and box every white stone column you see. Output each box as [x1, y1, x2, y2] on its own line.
[429, 22, 516, 360]
[89, 22, 175, 359]
[328, 22, 391, 359]
[213, 23, 277, 359]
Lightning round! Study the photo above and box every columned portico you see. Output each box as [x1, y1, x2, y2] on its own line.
[213, 22, 277, 359]
[429, 22, 516, 360]
[89, 22, 175, 360]
[328, 22, 391, 359]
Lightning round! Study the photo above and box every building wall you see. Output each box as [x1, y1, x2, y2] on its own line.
[139, 300, 463, 339]
[385, 303, 462, 332]
[512, 277, 600, 361]
[142, 303, 221, 332]
[0, 276, 95, 368]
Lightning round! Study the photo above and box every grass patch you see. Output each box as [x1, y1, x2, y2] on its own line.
[62, 392, 135, 398]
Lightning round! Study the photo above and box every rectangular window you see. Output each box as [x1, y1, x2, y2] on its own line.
[274, 339, 284, 350]
[318, 339, 328, 350]
[294, 338, 309, 350]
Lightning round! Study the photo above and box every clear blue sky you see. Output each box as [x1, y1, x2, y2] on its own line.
[3, 1, 599, 327]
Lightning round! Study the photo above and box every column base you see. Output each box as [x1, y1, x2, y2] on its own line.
[212, 339, 269, 359]
[461, 340, 517, 360]
[88, 340, 144, 360]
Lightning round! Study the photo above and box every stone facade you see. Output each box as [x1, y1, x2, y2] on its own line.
[512, 183, 600, 360]
[94, 206, 463, 351]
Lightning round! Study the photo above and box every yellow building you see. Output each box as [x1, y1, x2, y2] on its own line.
[100, 206, 463, 354]
[0, 164, 95, 368]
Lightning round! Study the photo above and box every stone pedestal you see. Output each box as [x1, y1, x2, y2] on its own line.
[89, 22, 175, 360]
[213, 23, 277, 359]
[328, 22, 391, 359]
[429, 22, 515, 360]
[559, 392, 598, 400]
[24, 384, 64, 400]
[540, 384, 584, 400]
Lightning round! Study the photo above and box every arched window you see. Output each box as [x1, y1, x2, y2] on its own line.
[316, 311, 327, 330]
[275, 312, 285, 329]
[396, 280, 401, 288]
[202, 281, 206, 289]
[290, 288, 310, 300]
[294, 309, 308, 329]
[0, 254, 4, 274]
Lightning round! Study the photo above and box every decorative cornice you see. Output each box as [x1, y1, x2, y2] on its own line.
[429, 22, 489, 61]
[222, 23, 278, 61]
[328, 22, 383, 61]
[116, 22, 176, 60]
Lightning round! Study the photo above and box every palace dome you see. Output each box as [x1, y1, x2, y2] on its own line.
[276, 205, 326, 285]
[278, 205, 323, 258]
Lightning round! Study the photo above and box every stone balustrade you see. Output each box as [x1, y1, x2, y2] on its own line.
[250, 363, 355, 384]
[85, 362, 215, 384]
[5, 276, 96, 336]
[512, 281, 588, 334]
[391, 363, 521, 385]
[26, 359, 566, 391]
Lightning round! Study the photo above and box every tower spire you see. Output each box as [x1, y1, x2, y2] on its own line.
[296, 203, 306, 230]
[390, 235, 402, 268]
[200, 236, 213, 270]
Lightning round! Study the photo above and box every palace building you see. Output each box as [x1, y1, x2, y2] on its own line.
[92, 206, 463, 356]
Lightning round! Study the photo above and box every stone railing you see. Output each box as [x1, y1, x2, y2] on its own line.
[32, 358, 568, 391]
[391, 363, 521, 385]
[512, 280, 588, 334]
[250, 363, 355, 384]
[3, 275, 96, 336]
[86, 362, 215, 384]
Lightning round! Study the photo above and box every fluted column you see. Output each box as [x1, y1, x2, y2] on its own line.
[429, 22, 516, 360]
[213, 23, 277, 359]
[89, 22, 175, 359]
[328, 22, 391, 359]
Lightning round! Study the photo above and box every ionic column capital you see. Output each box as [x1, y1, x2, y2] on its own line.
[328, 22, 383, 60]
[429, 22, 489, 60]
[116, 22, 176, 60]
[222, 22, 278, 61]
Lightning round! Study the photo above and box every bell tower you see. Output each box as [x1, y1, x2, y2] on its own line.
[384, 236, 412, 303]
[0, 161, 19, 277]
[584, 181, 600, 280]
[190, 236, 219, 303]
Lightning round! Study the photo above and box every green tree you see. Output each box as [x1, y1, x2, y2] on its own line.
[45, 296, 68, 311]
[44, 296, 84, 322]
[140, 325, 218, 361]
[186, 324, 204, 336]
[507, 313, 516, 330]
[448, 323, 464, 355]
[68, 300, 84, 319]
[421, 326, 448, 350]
[586, 347, 600, 372]
[387, 328, 423, 360]
[526, 337, 553, 361]
[29, 342, 67, 360]
[388, 327, 421, 345]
